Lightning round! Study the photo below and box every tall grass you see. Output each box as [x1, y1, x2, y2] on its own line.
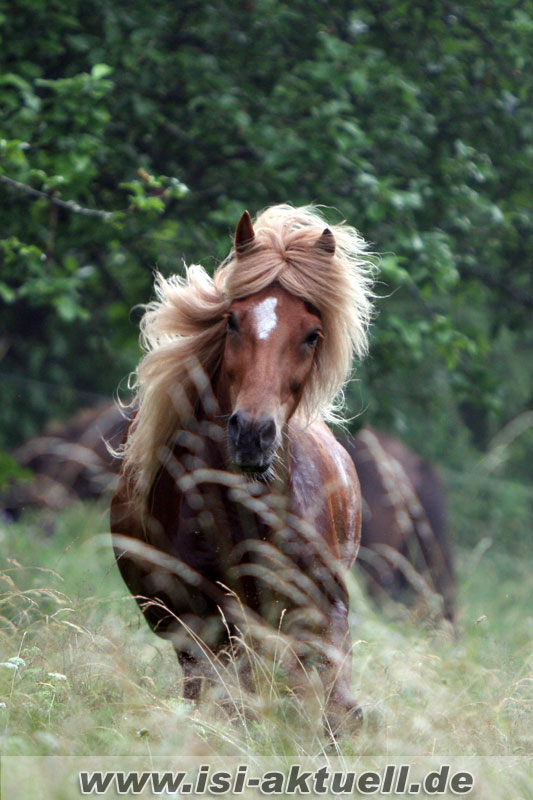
[1, 498, 531, 766]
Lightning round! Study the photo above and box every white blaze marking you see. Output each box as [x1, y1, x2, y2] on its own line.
[253, 297, 278, 339]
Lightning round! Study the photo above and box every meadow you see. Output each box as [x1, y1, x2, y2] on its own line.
[1, 487, 531, 797]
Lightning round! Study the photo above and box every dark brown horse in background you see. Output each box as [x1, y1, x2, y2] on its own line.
[3, 403, 126, 512]
[342, 428, 455, 622]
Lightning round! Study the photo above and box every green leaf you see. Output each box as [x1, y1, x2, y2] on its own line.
[90, 63, 113, 80]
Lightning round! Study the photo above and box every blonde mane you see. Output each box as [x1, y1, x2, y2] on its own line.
[120, 204, 375, 504]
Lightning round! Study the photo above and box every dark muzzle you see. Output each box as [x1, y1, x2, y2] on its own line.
[228, 410, 277, 473]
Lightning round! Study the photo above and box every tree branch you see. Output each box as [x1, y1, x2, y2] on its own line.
[0, 174, 115, 220]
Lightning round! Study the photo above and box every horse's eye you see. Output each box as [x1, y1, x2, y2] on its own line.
[226, 313, 239, 333]
[305, 329, 322, 347]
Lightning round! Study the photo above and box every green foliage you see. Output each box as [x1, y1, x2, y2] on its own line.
[1, 0, 532, 470]
[0, 451, 32, 489]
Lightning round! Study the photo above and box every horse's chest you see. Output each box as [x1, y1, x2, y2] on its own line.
[178, 488, 322, 622]
[170, 486, 269, 594]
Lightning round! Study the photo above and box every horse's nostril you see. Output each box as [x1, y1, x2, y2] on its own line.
[229, 411, 276, 458]
[259, 418, 277, 450]
[228, 412, 241, 446]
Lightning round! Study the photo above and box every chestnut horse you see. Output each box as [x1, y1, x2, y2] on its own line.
[110, 205, 374, 734]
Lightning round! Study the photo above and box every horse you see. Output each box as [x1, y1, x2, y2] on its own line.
[2, 403, 125, 516]
[342, 428, 455, 622]
[110, 205, 375, 735]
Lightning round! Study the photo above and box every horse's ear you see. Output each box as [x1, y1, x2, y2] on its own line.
[235, 210, 255, 255]
[316, 227, 336, 255]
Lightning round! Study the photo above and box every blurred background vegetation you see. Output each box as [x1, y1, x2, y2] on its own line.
[1, 0, 532, 550]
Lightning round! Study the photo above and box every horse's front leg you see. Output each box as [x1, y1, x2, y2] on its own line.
[319, 598, 363, 737]
[172, 617, 228, 703]
[176, 650, 204, 701]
